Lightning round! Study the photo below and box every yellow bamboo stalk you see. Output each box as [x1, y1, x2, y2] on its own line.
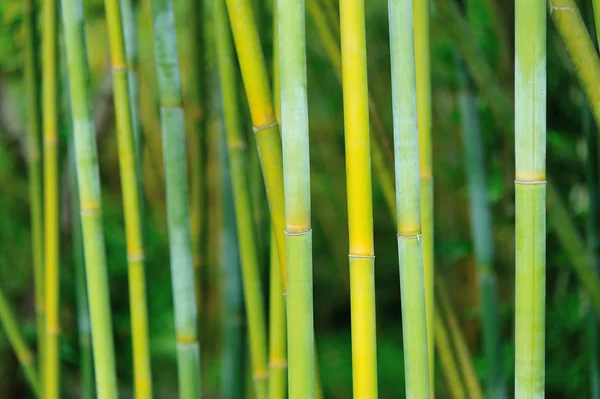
[340, 0, 378, 396]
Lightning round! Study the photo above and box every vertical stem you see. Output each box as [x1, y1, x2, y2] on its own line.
[43, 0, 60, 394]
[219, 105, 246, 399]
[214, 0, 268, 396]
[0, 289, 39, 396]
[515, 0, 546, 396]
[278, 0, 315, 396]
[456, 54, 505, 398]
[594, 0, 600, 45]
[103, 0, 153, 396]
[339, 0, 378, 396]
[388, 0, 430, 396]
[412, 0, 435, 386]
[268, 232, 287, 399]
[148, 0, 202, 396]
[22, 0, 44, 366]
[434, 307, 466, 399]
[61, 0, 119, 394]
[69, 142, 94, 399]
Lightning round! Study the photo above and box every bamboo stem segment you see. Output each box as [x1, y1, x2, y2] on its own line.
[43, 0, 60, 394]
[339, 0, 378, 396]
[214, 0, 268, 395]
[22, 0, 44, 366]
[515, 0, 546, 396]
[269, 232, 287, 399]
[278, 0, 315, 395]
[103, 0, 153, 396]
[61, 0, 119, 395]
[148, 0, 202, 396]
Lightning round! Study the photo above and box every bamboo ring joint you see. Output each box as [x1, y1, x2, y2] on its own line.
[252, 120, 278, 133]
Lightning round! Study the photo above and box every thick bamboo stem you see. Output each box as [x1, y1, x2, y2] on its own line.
[43, 0, 60, 394]
[515, 0, 546, 396]
[61, 0, 118, 394]
[22, 0, 44, 364]
[278, 0, 315, 395]
[456, 54, 505, 398]
[0, 289, 39, 396]
[214, 0, 268, 395]
[339, 0, 378, 396]
[148, 0, 202, 396]
[388, 0, 430, 396]
[104, 0, 153, 396]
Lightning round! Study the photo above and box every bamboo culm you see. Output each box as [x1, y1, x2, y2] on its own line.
[388, 0, 430, 396]
[456, 54, 505, 398]
[214, 0, 268, 394]
[515, 0, 546, 396]
[22, 0, 44, 365]
[43, 0, 60, 394]
[61, 0, 119, 394]
[104, 0, 153, 396]
[339, 0, 379, 396]
[149, 0, 202, 396]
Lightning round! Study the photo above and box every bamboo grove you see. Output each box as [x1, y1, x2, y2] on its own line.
[5, 0, 600, 397]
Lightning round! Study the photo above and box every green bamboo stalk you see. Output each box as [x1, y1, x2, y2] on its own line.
[187, 0, 206, 324]
[339, 0, 379, 396]
[515, 1, 546, 396]
[224, 0, 287, 288]
[549, 0, 600, 135]
[594, 0, 600, 45]
[0, 288, 39, 396]
[437, 0, 600, 319]
[214, 0, 268, 396]
[43, 0, 60, 394]
[22, 0, 44, 365]
[68, 142, 94, 399]
[278, 0, 315, 396]
[61, 0, 118, 395]
[456, 54, 505, 398]
[103, 0, 153, 396]
[435, 306, 466, 399]
[388, 0, 430, 396]
[437, 280, 483, 399]
[148, 0, 202, 396]
[268, 232, 287, 399]
[219, 107, 246, 399]
[412, 0, 435, 385]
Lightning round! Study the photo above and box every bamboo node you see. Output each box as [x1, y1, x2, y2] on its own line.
[80, 203, 101, 214]
[397, 232, 423, 240]
[43, 137, 58, 145]
[548, 0, 574, 14]
[176, 335, 198, 345]
[112, 64, 127, 73]
[514, 179, 546, 186]
[127, 252, 145, 262]
[284, 228, 312, 236]
[269, 358, 288, 368]
[253, 120, 278, 133]
[228, 141, 247, 151]
[253, 371, 269, 380]
[348, 254, 375, 259]
[46, 326, 61, 334]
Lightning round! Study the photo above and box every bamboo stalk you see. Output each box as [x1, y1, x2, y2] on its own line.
[515, 2, 546, 397]
[549, 0, 600, 135]
[388, 0, 430, 396]
[224, 0, 287, 287]
[22, 0, 44, 365]
[437, 280, 483, 399]
[148, 0, 202, 396]
[43, 0, 60, 394]
[594, 0, 600, 45]
[435, 306, 466, 399]
[103, 0, 153, 396]
[214, 0, 268, 395]
[268, 232, 287, 399]
[339, 0, 378, 396]
[278, 0, 315, 395]
[437, 0, 600, 319]
[413, 0, 435, 386]
[456, 54, 505, 398]
[0, 288, 39, 396]
[219, 106, 246, 399]
[187, 0, 206, 325]
[61, 0, 119, 395]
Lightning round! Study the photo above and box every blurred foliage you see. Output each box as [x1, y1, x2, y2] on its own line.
[0, 0, 599, 397]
